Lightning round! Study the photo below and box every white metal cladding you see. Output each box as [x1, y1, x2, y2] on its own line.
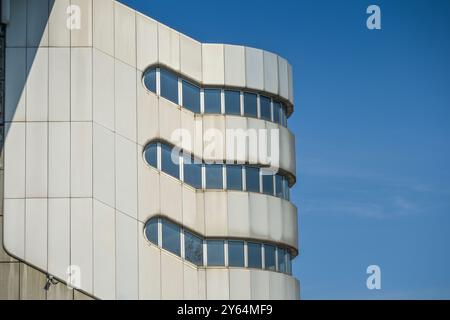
[2, 0, 299, 300]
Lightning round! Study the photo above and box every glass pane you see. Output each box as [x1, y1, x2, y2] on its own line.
[225, 90, 241, 115]
[161, 143, 180, 179]
[143, 68, 156, 93]
[183, 156, 202, 189]
[281, 104, 288, 127]
[247, 243, 262, 268]
[162, 220, 180, 256]
[275, 174, 283, 198]
[260, 96, 272, 121]
[182, 80, 200, 113]
[264, 244, 276, 271]
[144, 143, 158, 168]
[243, 92, 257, 118]
[145, 218, 158, 245]
[245, 167, 260, 193]
[277, 248, 286, 273]
[283, 178, 290, 200]
[286, 253, 292, 275]
[262, 173, 274, 196]
[204, 89, 221, 114]
[207, 240, 224, 266]
[273, 101, 281, 124]
[205, 164, 223, 189]
[228, 241, 244, 267]
[160, 69, 178, 104]
[226, 165, 242, 191]
[184, 231, 203, 266]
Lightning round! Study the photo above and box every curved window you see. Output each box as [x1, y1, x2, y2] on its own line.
[144, 217, 294, 275]
[142, 67, 290, 127]
[143, 141, 292, 201]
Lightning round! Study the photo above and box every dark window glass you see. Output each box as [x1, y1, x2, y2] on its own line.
[144, 143, 158, 168]
[283, 178, 290, 200]
[184, 231, 203, 266]
[204, 89, 221, 114]
[264, 244, 276, 271]
[281, 104, 288, 127]
[162, 220, 180, 256]
[262, 173, 274, 196]
[247, 243, 262, 269]
[207, 240, 224, 266]
[245, 167, 260, 193]
[183, 156, 202, 189]
[205, 165, 223, 189]
[145, 218, 158, 245]
[161, 143, 180, 179]
[277, 248, 286, 273]
[225, 90, 241, 115]
[260, 96, 272, 121]
[275, 174, 283, 198]
[143, 68, 156, 93]
[286, 253, 292, 275]
[228, 241, 244, 267]
[182, 80, 200, 113]
[273, 101, 281, 124]
[226, 165, 242, 191]
[243, 92, 257, 118]
[160, 69, 178, 104]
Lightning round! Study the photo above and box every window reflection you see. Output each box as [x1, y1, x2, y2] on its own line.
[205, 164, 223, 189]
[160, 69, 178, 104]
[204, 89, 221, 114]
[228, 241, 244, 267]
[265, 245, 276, 271]
[143, 68, 156, 93]
[245, 167, 260, 193]
[182, 80, 200, 113]
[145, 218, 158, 245]
[260, 96, 272, 121]
[160, 143, 180, 179]
[162, 220, 180, 256]
[243, 92, 257, 118]
[184, 231, 203, 266]
[226, 165, 243, 191]
[247, 242, 262, 268]
[207, 240, 225, 266]
[225, 90, 241, 115]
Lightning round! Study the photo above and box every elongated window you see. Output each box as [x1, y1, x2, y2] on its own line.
[244, 92, 258, 118]
[228, 241, 245, 267]
[162, 220, 180, 256]
[160, 69, 179, 104]
[144, 217, 294, 275]
[184, 231, 203, 266]
[247, 242, 262, 268]
[225, 90, 241, 115]
[182, 80, 200, 113]
[143, 142, 292, 201]
[265, 244, 276, 271]
[260, 95, 272, 121]
[226, 165, 243, 191]
[207, 240, 225, 266]
[204, 89, 221, 114]
[246, 167, 260, 193]
[142, 67, 291, 127]
[161, 143, 180, 179]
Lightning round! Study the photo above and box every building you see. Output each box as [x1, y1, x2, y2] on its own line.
[0, 0, 299, 300]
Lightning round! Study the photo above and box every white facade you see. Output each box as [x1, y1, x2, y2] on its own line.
[2, 0, 299, 300]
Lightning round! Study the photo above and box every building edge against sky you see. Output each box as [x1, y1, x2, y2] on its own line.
[0, 0, 299, 300]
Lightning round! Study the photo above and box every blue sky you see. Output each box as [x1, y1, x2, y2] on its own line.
[119, 0, 450, 299]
